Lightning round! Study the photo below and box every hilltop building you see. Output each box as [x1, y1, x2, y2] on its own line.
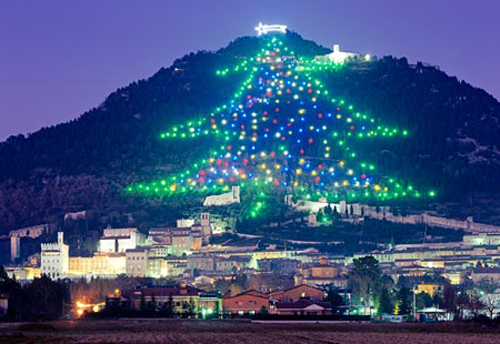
[315, 44, 370, 64]
[203, 186, 240, 206]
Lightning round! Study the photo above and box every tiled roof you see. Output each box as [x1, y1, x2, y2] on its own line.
[275, 300, 332, 309]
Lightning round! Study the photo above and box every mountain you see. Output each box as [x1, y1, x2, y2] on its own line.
[1, 31, 500, 234]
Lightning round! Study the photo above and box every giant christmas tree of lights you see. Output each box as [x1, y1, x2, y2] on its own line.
[127, 36, 435, 214]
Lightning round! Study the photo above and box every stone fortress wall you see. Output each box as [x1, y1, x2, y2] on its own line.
[286, 196, 500, 234]
[203, 186, 241, 206]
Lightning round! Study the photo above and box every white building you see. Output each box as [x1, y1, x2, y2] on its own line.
[98, 227, 145, 253]
[41, 232, 69, 279]
[203, 186, 240, 206]
[315, 44, 370, 65]
[126, 248, 149, 277]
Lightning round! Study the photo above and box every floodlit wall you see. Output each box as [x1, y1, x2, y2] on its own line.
[203, 186, 240, 206]
[288, 196, 500, 234]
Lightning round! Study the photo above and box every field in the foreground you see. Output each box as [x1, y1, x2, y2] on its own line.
[1, 319, 500, 344]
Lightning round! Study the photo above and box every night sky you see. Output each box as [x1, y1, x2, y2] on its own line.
[1, 0, 499, 141]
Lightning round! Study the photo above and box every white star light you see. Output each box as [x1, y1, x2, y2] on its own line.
[255, 22, 287, 36]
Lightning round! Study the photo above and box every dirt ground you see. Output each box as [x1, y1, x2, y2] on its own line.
[0, 319, 500, 344]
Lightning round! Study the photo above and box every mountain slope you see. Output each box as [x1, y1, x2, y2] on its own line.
[0, 32, 499, 233]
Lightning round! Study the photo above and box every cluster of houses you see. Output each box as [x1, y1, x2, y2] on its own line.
[109, 283, 340, 318]
[2, 215, 500, 294]
[2, 209, 500, 319]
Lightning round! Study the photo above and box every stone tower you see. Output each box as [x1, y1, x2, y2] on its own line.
[200, 212, 212, 244]
[10, 235, 20, 262]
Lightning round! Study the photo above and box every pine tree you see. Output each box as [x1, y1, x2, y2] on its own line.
[396, 286, 412, 315]
[316, 209, 323, 223]
[378, 289, 394, 314]
[140, 294, 147, 313]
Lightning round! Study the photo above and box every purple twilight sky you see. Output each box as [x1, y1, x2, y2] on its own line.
[1, 0, 499, 141]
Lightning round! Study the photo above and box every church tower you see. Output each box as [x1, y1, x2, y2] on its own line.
[200, 212, 212, 244]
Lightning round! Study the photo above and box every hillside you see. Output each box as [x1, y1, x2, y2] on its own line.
[1, 31, 499, 233]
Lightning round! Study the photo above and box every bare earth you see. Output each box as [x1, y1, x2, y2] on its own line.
[0, 319, 499, 344]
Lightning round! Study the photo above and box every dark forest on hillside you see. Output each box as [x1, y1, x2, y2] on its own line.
[0, 32, 499, 233]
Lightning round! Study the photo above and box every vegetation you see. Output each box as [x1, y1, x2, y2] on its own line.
[0, 31, 499, 235]
[0, 266, 70, 321]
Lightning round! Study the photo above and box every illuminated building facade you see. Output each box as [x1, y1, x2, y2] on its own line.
[68, 253, 126, 277]
[98, 227, 146, 253]
[41, 232, 69, 279]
